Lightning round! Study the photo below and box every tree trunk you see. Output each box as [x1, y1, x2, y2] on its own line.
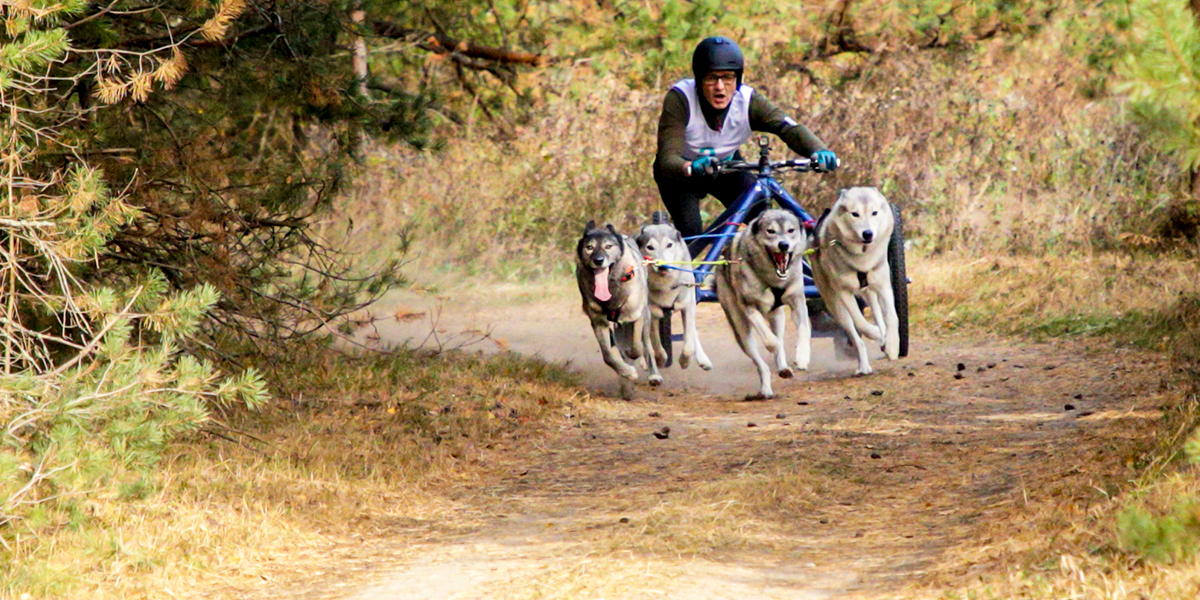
[351, 4, 369, 98]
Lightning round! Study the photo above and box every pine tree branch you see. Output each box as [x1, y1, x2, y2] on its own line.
[369, 19, 547, 67]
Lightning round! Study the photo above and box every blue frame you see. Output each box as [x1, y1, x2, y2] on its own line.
[689, 174, 821, 303]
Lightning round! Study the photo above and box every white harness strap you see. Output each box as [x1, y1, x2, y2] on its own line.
[673, 78, 754, 161]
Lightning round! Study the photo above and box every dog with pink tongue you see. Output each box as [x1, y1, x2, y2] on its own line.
[575, 220, 663, 399]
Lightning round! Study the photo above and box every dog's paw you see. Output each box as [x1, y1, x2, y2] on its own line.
[854, 365, 874, 376]
[656, 350, 669, 366]
[791, 359, 809, 371]
[778, 368, 794, 379]
[698, 357, 713, 371]
[619, 378, 635, 401]
[678, 353, 691, 369]
[648, 374, 664, 387]
[744, 391, 774, 401]
[619, 365, 639, 380]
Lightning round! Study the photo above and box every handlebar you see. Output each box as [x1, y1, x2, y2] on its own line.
[715, 158, 818, 174]
[709, 137, 843, 176]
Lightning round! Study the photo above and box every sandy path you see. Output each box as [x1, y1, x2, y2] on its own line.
[287, 284, 1168, 599]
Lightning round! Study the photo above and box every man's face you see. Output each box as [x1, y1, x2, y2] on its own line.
[700, 70, 737, 110]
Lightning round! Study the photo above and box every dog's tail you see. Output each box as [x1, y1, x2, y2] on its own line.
[651, 210, 671, 225]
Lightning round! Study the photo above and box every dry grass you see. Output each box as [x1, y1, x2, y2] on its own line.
[912, 253, 1200, 345]
[0, 348, 585, 599]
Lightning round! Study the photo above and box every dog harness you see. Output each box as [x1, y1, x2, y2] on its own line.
[603, 265, 638, 323]
[769, 286, 786, 312]
[815, 208, 871, 290]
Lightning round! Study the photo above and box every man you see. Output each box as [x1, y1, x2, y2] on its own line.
[653, 36, 838, 245]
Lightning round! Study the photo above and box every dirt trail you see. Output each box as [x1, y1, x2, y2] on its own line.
[294, 285, 1170, 599]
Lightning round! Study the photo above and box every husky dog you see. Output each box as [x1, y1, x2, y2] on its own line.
[576, 220, 663, 399]
[635, 212, 713, 372]
[810, 187, 899, 375]
[714, 209, 812, 400]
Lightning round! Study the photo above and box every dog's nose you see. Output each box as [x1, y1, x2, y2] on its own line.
[777, 240, 790, 253]
[861, 230, 874, 243]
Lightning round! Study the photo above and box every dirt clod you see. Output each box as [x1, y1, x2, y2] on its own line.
[954, 373, 964, 380]
[957, 363, 966, 371]
[653, 427, 670, 440]
[870, 453, 882, 459]
[775, 414, 786, 419]
[871, 390, 883, 396]
[648, 411, 661, 418]
[797, 401, 809, 405]
[1064, 404, 1075, 411]
[747, 422, 757, 428]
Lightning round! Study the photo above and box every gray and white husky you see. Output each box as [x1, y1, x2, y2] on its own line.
[575, 220, 663, 399]
[715, 209, 812, 400]
[810, 187, 899, 375]
[635, 212, 713, 372]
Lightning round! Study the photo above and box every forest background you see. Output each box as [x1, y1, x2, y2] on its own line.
[3, 0, 1200, 598]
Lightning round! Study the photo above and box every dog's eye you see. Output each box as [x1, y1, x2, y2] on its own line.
[871, 211, 878, 216]
[766, 229, 776, 235]
[787, 228, 795, 233]
[666, 242, 673, 248]
[851, 212, 860, 218]
[647, 245, 655, 251]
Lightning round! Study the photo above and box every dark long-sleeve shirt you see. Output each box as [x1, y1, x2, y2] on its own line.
[653, 87, 827, 179]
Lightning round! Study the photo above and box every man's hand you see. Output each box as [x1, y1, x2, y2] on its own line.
[811, 150, 839, 173]
[687, 155, 718, 177]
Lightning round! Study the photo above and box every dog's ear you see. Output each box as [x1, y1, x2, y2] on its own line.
[673, 228, 683, 243]
[751, 217, 761, 235]
[584, 220, 596, 234]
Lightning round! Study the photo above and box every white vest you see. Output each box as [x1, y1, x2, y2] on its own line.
[673, 78, 754, 161]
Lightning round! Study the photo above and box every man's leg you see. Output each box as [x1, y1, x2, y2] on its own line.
[654, 171, 708, 240]
[712, 170, 761, 221]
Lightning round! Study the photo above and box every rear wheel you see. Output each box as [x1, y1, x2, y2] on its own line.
[888, 203, 909, 358]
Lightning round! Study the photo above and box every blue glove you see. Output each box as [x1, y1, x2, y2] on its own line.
[811, 150, 838, 173]
[688, 155, 717, 177]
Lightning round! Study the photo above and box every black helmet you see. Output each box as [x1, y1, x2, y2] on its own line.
[691, 36, 744, 83]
